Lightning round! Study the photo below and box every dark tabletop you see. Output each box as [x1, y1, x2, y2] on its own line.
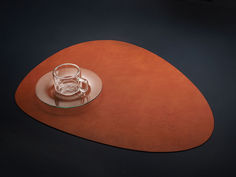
[2, 0, 236, 177]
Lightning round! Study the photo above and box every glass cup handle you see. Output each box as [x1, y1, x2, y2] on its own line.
[78, 77, 88, 94]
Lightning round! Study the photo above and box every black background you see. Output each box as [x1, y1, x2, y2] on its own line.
[1, 0, 236, 176]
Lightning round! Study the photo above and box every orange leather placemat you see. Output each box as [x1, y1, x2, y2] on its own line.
[15, 40, 214, 152]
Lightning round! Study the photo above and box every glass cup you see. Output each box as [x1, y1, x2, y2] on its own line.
[52, 63, 88, 96]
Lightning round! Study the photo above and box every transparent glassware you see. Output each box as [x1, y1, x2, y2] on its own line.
[35, 66, 102, 108]
[53, 63, 88, 96]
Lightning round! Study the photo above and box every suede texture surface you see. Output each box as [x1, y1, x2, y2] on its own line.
[15, 40, 214, 152]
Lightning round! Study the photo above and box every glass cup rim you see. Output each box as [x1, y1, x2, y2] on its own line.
[53, 63, 81, 79]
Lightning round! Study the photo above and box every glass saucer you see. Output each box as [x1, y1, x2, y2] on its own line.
[35, 68, 102, 108]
